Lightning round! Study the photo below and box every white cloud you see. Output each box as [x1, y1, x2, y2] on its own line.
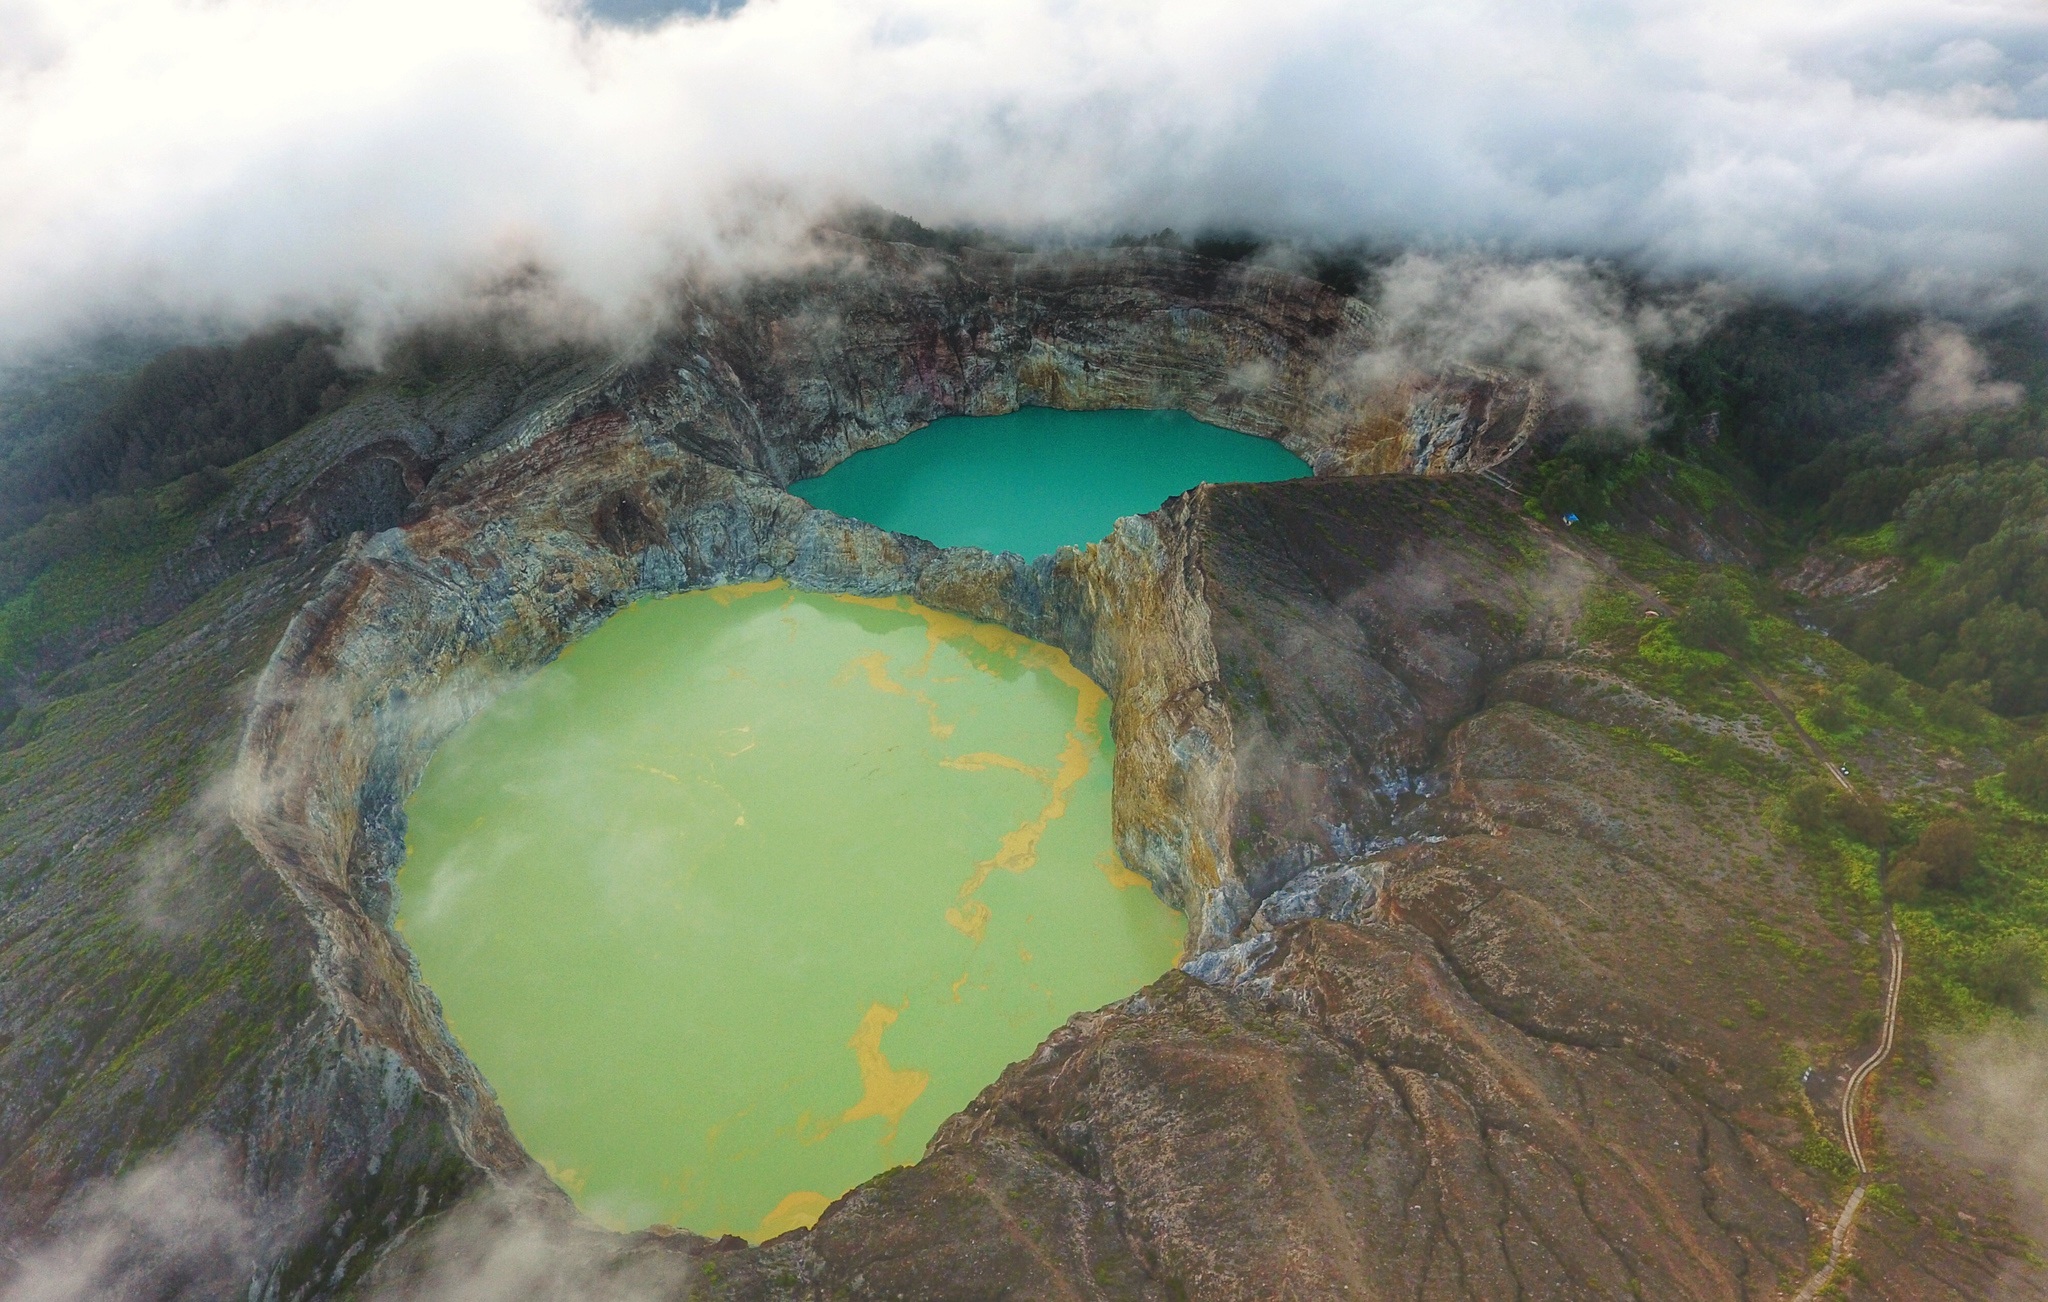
[358, 1187, 689, 1302]
[0, 1137, 259, 1302]
[1917, 1018, 2048, 1249]
[1350, 255, 1728, 430]
[0, 0, 2044, 356]
[1900, 319, 2027, 414]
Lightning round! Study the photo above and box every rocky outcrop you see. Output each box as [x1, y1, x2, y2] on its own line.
[616, 240, 1545, 486]
[225, 246, 1557, 1204]
[1488, 659, 1792, 765]
[656, 681, 2025, 1301]
[1775, 548, 1907, 609]
[10, 240, 2039, 1300]
[1196, 477, 1586, 910]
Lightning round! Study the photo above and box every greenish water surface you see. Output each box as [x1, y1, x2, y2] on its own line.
[396, 583, 1182, 1240]
[790, 408, 1309, 557]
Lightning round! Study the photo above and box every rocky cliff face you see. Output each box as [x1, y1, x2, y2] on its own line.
[659, 479, 2036, 1301]
[6, 242, 2034, 1299]
[618, 240, 1544, 486]
[226, 244, 1549, 1211]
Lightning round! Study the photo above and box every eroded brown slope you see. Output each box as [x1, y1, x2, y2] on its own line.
[692, 723, 2019, 1300]
[11, 242, 2036, 1299]
[670, 482, 2040, 1301]
[691, 719, 1819, 1299]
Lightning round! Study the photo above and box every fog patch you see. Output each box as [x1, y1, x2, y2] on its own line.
[1900, 321, 2026, 416]
[127, 768, 255, 938]
[1917, 1018, 2048, 1240]
[1521, 544, 1598, 652]
[360, 1185, 693, 1302]
[0, 1136, 261, 1302]
[1351, 255, 1728, 432]
[1225, 356, 1280, 396]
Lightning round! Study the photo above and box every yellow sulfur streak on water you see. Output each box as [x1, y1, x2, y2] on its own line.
[827, 1003, 929, 1142]
[835, 593, 1109, 736]
[705, 579, 790, 605]
[753, 1191, 832, 1242]
[839, 649, 957, 739]
[944, 899, 993, 942]
[945, 728, 1100, 939]
[1097, 852, 1153, 890]
[941, 752, 1051, 782]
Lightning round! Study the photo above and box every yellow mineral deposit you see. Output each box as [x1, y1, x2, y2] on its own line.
[801, 1002, 930, 1146]
[944, 726, 1099, 939]
[838, 646, 956, 739]
[752, 1190, 833, 1242]
[1097, 852, 1153, 890]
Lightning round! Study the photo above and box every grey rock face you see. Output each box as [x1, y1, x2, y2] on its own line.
[1179, 932, 1277, 988]
[5, 240, 1557, 1296]
[1250, 858, 1384, 930]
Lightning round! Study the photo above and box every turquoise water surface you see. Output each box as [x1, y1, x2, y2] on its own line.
[791, 408, 1310, 558]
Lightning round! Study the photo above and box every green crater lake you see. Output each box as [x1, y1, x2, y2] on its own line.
[397, 583, 1183, 1240]
[791, 407, 1310, 557]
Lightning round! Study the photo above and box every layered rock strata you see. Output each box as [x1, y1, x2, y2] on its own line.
[664, 491, 2026, 1301]
[120, 241, 2016, 1297]
[619, 240, 1544, 484]
[10, 242, 2036, 1300]
[229, 246, 1546, 1198]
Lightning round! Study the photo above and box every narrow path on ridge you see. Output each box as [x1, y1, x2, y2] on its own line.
[1791, 921, 1902, 1302]
[1484, 480, 1905, 1298]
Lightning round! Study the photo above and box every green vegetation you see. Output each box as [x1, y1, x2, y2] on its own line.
[1656, 304, 1912, 485]
[1666, 317, 2048, 1031]
[1675, 570, 1757, 658]
[0, 326, 366, 707]
[1, 324, 359, 535]
[1528, 431, 1656, 521]
[2002, 735, 2048, 808]
[1969, 936, 2044, 1013]
[0, 471, 228, 689]
[1856, 663, 1903, 708]
[1865, 1182, 1910, 1219]
[1648, 303, 2048, 718]
[1828, 486, 2041, 708]
[1671, 321, 2048, 712]
[1564, 486, 2048, 1034]
[1793, 1133, 1860, 1182]
[1510, 304, 2048, 1043]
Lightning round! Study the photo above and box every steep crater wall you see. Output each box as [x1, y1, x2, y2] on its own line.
[227, 245, 1544, 1200]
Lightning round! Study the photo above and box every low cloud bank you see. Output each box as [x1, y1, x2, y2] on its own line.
[0, 1138, 260, 1302]
[359, 1187, 692, 1302]
[1923, 1019, 2048, 1235]
[1349, 255, 1729, 431]
[1, 0, 2044, 358]
[1900, 321, 2029, 416]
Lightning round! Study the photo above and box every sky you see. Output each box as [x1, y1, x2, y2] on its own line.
[0, 0, 2044, 356]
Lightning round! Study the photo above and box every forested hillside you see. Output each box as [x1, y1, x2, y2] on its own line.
[0, 325, 360, 533]
[0, 327, 369, 698]
[1523, 304, 2048, 717]
[1507, 302, 2048, 1032]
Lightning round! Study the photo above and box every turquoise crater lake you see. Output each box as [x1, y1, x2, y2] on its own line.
[791, 408, 1311, 558]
